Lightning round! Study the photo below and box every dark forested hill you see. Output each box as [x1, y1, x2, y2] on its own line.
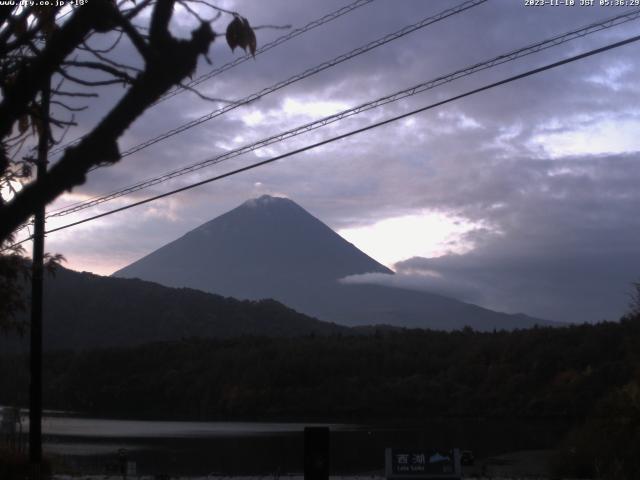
[2, 317, 637, 422]
[3, 266, 347, 351]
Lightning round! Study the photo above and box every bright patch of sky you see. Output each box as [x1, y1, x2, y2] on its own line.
[281, 98, 350, 118]
[532, 116, 640, 157]
[437, 111, 482, 131]
[242, 110, 266, 126]
[338, 212, 481, 268]
[585, 62, 633, 91]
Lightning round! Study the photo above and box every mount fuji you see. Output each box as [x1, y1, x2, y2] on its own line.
[114, 195, 549, 331]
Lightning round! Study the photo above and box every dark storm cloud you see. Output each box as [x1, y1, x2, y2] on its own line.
[344, 151, 640, 323]
[52, 0, 638, 201]
[41, 1, 640, 323]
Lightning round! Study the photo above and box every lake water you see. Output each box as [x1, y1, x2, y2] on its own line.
[2, 410, 568, 475]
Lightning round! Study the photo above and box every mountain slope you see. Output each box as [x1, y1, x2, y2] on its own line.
[114, 195, 392, 299]
[115, 195, 551, 331]
[5, 266, 347, 352]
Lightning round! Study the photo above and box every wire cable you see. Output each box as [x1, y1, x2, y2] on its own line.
[6, 31, 633, 251]
[120, 0, 487, 157]
[48, 0, 376, 157]
[159, 0, 376, 103]
[46, 7, 640, 218]
[48, 0, 487, 162]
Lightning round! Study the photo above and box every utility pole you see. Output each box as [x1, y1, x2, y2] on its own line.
[29, 78, 50, 480]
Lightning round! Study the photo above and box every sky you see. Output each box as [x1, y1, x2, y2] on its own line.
[19, 0, 640, 324]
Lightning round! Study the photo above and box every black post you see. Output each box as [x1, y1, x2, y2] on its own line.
[304, 426, 330, 480]
[29, 80, 50, 480]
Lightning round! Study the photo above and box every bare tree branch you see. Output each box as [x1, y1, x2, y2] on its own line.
[177, 81, 232, 103]
[123, 0, 155, 20]
[114, 12, 153, 62]
[50, 100, 88, 112]
[0, 7, 33, 54]
[52, 90, 99, 98]
[62, 60, 137, 83]
[149, 0, 175, 45]
[253, 24, 292, 31]
[84, 45, 142, 74]
[79, 30, 125, 54]
[0, 17, 216, 240]
[0, 1, 110, 138]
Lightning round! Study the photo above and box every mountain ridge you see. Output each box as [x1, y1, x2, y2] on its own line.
[2, 265, 348, 352]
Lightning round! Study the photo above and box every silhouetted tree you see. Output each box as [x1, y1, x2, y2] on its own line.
[0, 0, 257, 242]
[0, 0, 258, 331]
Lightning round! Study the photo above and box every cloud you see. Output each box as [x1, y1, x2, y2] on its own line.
[26, 0, 640, 324]
[388, 152, 640, 324]
[340, 271, 486, 307]
[337, 210, 483, 266]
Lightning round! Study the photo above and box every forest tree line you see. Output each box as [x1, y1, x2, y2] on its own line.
[2, 313, 640, 477]
[1, 317, 638, 422]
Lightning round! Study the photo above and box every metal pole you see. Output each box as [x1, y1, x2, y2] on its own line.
[29, 79, 50, 480]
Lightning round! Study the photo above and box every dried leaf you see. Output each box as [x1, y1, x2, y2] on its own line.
[21, 163, 32, 178]
[15, 16, 28, 37]
[226, 15, 256, 55]
[18, 115, 29, 134]
[31, 112, 43, 138]
[226, 16, 243, 51]
[243, 18, 256, 57]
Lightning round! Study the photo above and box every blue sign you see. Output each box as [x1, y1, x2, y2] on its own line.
[385, 448, 461, 480]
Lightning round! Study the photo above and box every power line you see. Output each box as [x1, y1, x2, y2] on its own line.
[46, 7, 640, 218]
[118, 0, 487, 157]
[47, 0, 487, 216]
[48, 0, 376, 157]
[48, 0, 487, 163]
[158, 0, 376, 103]
[10, 31, 636, 249]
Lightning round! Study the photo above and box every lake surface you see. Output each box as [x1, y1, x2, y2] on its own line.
[2, 409, 568, 475]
